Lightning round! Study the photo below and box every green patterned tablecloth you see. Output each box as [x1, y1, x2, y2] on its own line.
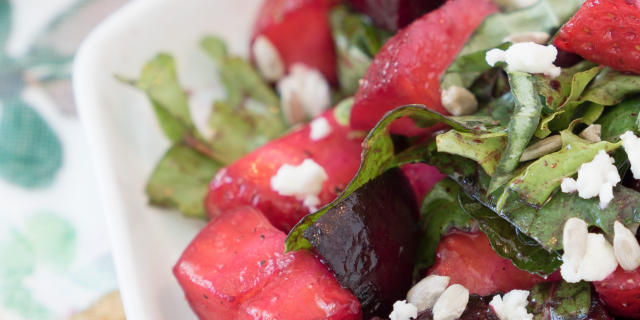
[0, 0, 125, 319]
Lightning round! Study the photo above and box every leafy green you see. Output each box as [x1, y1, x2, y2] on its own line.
[132, 54, 203, 144]
[498, 138, 621, 209]
[416, 142, 640, 252]
[548, 68, 640, 131]
[330, 5, 390, 95]
[597, 96, 640, 142]
[459, 192, 562, 276]
[489, 70, 543, 193]
[285, 106, 491, 252]
[436, 130, 507, 176]
[528, 281, 591, 320]
[475, 92, 517, 125]
[146, 144, 222, 218]
[416, 179, 474, 273]
[333, 97, 354, 126]
[533, 63, 601, 138]
[459, 0, 586, 56]
[201, 36, 288, 161]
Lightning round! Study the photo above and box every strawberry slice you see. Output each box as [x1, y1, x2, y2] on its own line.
[205, 111, 363, 232]
[594, 266, 640, 319]
[554, 0, 640, 75]
[401, 163, 447, 204]
[349, 0, 498, 136]
[252, 0, 338, 84]
[174, 206, 361, 320]
[345, 0, 446, 32]
[427, 230, 553, 296]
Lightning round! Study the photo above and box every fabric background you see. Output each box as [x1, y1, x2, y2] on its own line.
[0, 0, 128, 319]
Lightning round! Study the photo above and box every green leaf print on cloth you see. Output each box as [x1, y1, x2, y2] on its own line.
[0, 98, 63, 188]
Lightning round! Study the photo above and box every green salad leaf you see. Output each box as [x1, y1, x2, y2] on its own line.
[597, 95, 640, 142]
[459, 192, 562, 276]
[131, 54, 203, 144]
[436, 130, 507, 176]
[489, 70, 543, 193]
[528, 281, 592, 319]
[330, 5, 390, 95]
[459, 0, 585, 56]
[415, 179, 474, 274]
[475, 92, 517, 125]
[448, 43, 510, 74]
[201, 36, 288, 161]
[146, 144, 222, 218]
[498, 139, 621, 209]
[547, 68, 640, 132]
[285, 106, 491, 252]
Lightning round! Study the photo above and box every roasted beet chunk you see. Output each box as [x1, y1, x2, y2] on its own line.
[303, 168, 419, 318]
[345, 0, 447, 32]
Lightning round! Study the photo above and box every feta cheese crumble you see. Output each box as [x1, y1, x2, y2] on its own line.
[309, 117, 332, 141]
[486, 42, 561, 78]
[561, 150, 621, 209]
[560, 233, 618, 283]
[270, 159, 328, 212]
[621, 131, 640, 179]
[277, 63, 331, 124]
[389, 300, 418, 320]
[252, 35, 285, 81]
[489, 290, 533, 320]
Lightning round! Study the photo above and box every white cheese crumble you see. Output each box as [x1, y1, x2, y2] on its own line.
[486, 42, 561, 78]
[489, 290, 533, 320]
[560, 233, 619, 283]
[441, 86, 478, 116]
[561, 150, 621, 209]
[389, 300, 418, 320]
[252, 35, 285, 82]
[277, 63, 331, 124]
[270, 159, 328, 212]
[621, 131, 640, 179]
[309, 117, 332, 141]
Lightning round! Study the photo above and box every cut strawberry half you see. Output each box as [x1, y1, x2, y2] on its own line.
[205, 111, 363, 232]
[554, 0, 640, 75]
[427, 230, 553, 296]
[173, 206, 361, 320]
[252, 0, 338, 84]
[345, 0, 447, 32]
[595, 266, 640, 319]
[349, 0, 498, 136]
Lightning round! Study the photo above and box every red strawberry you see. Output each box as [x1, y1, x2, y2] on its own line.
[594, 266, 640, 319]
[401, 163, 447, 204]
[349, 0, 498, 136]
[252, 0, 338, 84]
[428, 230, 554, 296]
[346, 0, 446, 32]
[554, 0, 640, 75]
[205, 111, 363, 232]
[174, 206, 361, 320]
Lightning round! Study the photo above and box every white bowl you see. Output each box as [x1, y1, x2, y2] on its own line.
[72, 0, 262, 319]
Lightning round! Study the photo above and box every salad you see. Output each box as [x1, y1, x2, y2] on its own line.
[122, 0, 640, 319]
